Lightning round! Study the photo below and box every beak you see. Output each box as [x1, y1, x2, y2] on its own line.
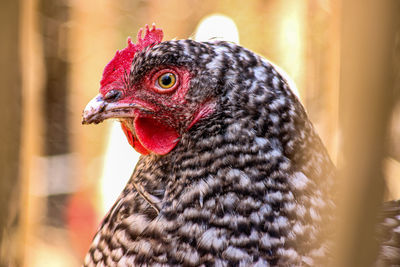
[82, 93, 136, 124]
[82, 94, 107, 124]
[82, 93, 153, 125]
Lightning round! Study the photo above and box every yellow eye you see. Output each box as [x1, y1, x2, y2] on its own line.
[157, 73, 176, 89]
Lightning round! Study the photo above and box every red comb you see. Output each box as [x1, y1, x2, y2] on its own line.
[100, 24, 163, 89]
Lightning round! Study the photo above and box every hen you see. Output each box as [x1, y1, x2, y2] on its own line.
[82, 25, 399, 266]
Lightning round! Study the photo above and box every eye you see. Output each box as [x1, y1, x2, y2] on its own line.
[157, 73, 176, 89]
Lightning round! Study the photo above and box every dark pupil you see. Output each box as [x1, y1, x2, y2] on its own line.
[161, 74, 172, 86]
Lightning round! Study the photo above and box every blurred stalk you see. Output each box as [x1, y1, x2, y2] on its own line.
[38, 0, 71, 226]
[305, 0, 341, 163]
[0, 0, 23, 266]
[335, 0, 399, 266]
[39, 0, 69, 157]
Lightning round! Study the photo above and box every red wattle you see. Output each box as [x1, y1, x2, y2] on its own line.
[134, 116, 179, 155]
[120, 123, 150, 155]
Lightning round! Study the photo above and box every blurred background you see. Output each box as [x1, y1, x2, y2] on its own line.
[0, 0, 399, 266]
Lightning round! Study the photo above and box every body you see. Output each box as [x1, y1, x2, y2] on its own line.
[82, 26, 398, 266]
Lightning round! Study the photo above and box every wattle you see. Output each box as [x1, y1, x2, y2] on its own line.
[134, 116, 179, 155]
[120, 117, 180, 155]
[120, 123, 150, 155]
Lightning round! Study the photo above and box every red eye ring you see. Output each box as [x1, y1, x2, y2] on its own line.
[153, 69, 179, 93]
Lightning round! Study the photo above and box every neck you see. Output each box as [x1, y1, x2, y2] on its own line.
[130, 92, 335, 207]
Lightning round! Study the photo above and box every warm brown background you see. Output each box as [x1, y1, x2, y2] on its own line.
[0, 0, 399, 266]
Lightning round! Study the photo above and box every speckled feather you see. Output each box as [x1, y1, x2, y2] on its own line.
[83, 39, 396, 266]
[376, 200, 400, 266]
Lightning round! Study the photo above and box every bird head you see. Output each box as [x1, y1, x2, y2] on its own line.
[82, 24, 217, 155]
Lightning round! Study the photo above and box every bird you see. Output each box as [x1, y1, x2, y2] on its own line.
[81, 24, 400, 266]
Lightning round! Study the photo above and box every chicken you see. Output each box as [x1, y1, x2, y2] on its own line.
[82, 24, 399, 266]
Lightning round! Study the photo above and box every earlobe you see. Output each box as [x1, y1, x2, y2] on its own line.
[134, 116, 180, 155]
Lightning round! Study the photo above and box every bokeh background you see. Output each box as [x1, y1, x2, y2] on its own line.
[1, 0, 399, 266]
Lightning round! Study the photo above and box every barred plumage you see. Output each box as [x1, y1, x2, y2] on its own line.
[82, 25, 399, 266]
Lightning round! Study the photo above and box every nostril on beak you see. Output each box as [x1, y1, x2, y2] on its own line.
[104, 90, 122, 102]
